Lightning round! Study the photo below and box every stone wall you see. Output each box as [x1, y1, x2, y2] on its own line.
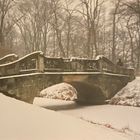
[0, 73, 62, 103]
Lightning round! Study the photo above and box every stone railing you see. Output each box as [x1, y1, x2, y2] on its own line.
[44, 57, 63, 71]
[0, 54, 18, 65]
[0, 52, 135, 79]
[0, 51, 43, 76]
[62, 58, 99, 72]
[97, 55, 135, 79]
[44, 57, 99, 72]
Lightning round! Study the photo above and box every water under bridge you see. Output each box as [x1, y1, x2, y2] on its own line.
[0, 51, 135, 104]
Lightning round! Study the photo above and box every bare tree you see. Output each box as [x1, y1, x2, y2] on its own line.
[50, 0, 66, 57]
[17, 0, 52, 54]
[0, 0, 16, 47]
[119, 0, 140, 70]
[110, 0, 121, 63]
[62, 0, 75, 57]
[77, 0, 104, 58]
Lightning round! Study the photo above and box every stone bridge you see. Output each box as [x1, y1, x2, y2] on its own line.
[0, 52, 135, 104]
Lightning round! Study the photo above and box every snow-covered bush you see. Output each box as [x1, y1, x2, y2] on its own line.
[110, 77, 140, 107]
[40, 83, 77, 101]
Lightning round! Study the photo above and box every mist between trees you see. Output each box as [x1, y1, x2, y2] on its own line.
[0, 0, 140, 72]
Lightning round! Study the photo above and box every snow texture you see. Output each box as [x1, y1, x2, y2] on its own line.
[59, 105, 140, 139]
[110, 77, 140, 107]
[0, 54, 18, 61]
[34, 97, 140, 140]
[0, 93, 130, 140]
[95, 55, 104, 60]
[40, 83, 77, 101]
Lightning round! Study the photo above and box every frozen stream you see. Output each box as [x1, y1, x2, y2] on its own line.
[34, 98, 140, 140]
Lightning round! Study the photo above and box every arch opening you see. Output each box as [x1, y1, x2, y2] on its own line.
[67, 82, 106, 105]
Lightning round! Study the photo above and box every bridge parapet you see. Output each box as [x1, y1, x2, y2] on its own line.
[43, 57, 99, 72]
[44, 57, 63, 71]
[0, 51, 43, 76]
[0, 52, 135, 79]
[62, 58, 99, 72]
[97, 56, 135, 79]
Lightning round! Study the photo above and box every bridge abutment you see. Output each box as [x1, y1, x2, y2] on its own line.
[0, 73, 62, 103]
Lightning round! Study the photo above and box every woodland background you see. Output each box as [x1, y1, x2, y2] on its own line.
[0, 0, 140, 72]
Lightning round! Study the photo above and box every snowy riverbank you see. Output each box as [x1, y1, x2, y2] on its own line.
[0, 93, 135, 140]
[110, 77, 140, 106]
[1, 77, 140, 140]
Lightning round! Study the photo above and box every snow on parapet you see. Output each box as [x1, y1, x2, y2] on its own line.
[44, 56, 62, 59]
[0, 54, 18, 61]
[95, 55, 104, 60]
[0, 51, 43, 67]
[95, 55, 114, 65]
[21, 51, 44, 60]
[70, 57, 92, 61]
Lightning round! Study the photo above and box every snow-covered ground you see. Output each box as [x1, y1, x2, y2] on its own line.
[60, 105, 140, 137]
[0, 93, 132, 140]
[34, 98, 140, 140]
[110, 77, 140, 107]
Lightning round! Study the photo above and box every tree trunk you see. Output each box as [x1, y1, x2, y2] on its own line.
[112, 12, 116, 63]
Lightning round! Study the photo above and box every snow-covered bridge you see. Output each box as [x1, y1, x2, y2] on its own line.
[0, 52, 135, 104]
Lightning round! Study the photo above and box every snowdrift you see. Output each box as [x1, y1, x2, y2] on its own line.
[110, 77, 140, 107]
[0, 93, 130, 140]
[40, 83, 77, 101]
